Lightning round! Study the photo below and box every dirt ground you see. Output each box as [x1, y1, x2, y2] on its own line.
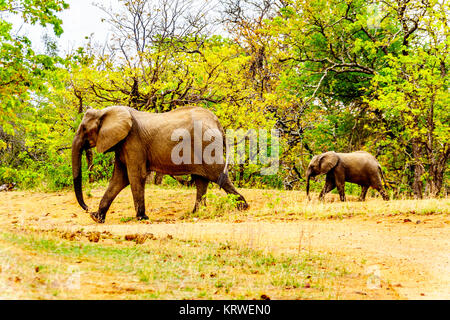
[0, 186, 448, 299]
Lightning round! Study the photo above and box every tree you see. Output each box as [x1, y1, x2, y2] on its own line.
[253, 0, 449, 196]
[70, 0, 213, 111]
[369, 0, 449, 197]
[0, 0, 68, 135]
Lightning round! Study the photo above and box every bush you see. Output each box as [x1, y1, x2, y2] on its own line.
[42, 152, 73, 190]
[0, 166, 44, 189]
[89, 152, 114, 181]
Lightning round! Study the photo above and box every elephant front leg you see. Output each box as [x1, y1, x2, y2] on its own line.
[91, 159, 129, 223]
[319, 175, 336, 201]
[333, 169, 346, 202]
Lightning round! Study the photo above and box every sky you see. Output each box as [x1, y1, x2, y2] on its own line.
[7, 0, 224, 55]
[56, 0, 112, 52]
[8, 0, 113, 54]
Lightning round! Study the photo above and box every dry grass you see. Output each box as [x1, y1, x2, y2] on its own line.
[0, 228, 378, 300]
[0, 185, 448, 300]
[192, 187, 449, 222]
[2, 185, 448, 224]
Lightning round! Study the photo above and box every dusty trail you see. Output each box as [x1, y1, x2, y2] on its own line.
[41, 219, 448, 300]
[0, 188, 449, 299]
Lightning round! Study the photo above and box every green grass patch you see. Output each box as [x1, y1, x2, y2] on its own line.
[120, 217, 135, 223]
[189, 193, 242, 219]
[1, 231, 348, 299]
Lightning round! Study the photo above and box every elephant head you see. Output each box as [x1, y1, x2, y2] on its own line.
[72, 106, 132, 210]
[306, 151, 339, 200]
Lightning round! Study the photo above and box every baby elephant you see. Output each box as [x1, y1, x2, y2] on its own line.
[306, 151, 389, 201]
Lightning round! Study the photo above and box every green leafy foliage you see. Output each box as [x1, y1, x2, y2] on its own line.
[0, 0, 448, 198]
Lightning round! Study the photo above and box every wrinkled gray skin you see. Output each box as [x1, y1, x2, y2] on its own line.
[72, 105, 248, 223]
[306, 151, 389, 201]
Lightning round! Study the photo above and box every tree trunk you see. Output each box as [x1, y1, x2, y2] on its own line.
[146, 172, 155, 184]
[145, 172, 164, 185]
[427, 152, 449, 197]
[423, 92, 449, 197]
[411, 137, 424, 199]
[154, 172, 164, 185]
[238, 164, 245, 187]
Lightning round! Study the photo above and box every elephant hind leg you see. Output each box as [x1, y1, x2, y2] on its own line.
[371, 178, 389, 201]
[192, 174, 209, 213]
[217, 174, 248, 210]
[376, 186, 389, 201]
[359, 186, 369, 201]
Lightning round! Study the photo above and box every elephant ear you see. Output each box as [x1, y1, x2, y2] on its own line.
[318, 151, 339, 174]
[96, 106, 132, 153]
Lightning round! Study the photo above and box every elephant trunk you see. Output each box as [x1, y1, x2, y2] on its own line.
[72, 135, 88, 211]
[306, 169, 311, 201]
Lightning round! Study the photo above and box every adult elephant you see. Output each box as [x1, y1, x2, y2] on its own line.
[305, 151, 389, 202]
[72, 105, 248, 223]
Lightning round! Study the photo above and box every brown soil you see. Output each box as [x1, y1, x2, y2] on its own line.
[0, 187, 448, 299]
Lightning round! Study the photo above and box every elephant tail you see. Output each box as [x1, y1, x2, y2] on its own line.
[217, 128, 230, 189]
[378, 165, 388, 188]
